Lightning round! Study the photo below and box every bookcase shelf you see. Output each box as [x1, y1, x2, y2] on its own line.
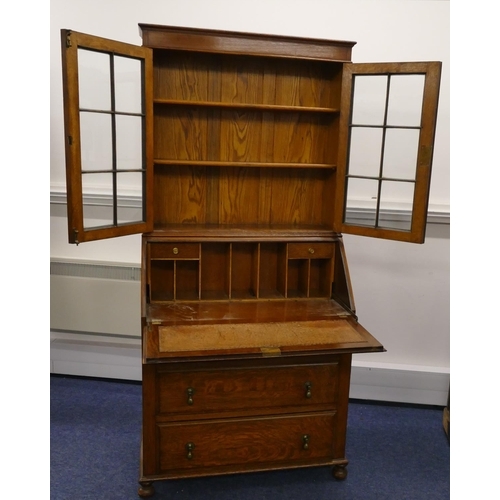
[154, 98, 340, 114]
[154, 159, 337, 169]
[147, 224, 339, 241]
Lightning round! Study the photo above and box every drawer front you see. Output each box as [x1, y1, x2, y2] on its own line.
[158, 412, 336, 472]
[287, 243, 334, 259]
[158, 364, 339, 416]
[149, 243, 200, 259]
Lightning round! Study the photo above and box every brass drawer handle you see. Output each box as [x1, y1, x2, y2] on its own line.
[305, 382, 312, 399]
[308, 247, 315, 254]
[187, 387, 195, 405]
[302, 434, 310, 450]
[186, 442, 195, 460]
[173, 247, 179, 255]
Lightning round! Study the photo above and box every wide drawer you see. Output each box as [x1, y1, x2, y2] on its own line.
[157, 363, 339, 417]
[287, 243, 334, 259]
[158, 412, 336, 472]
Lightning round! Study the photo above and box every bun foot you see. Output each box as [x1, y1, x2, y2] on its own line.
[138, 481, 155, 498]
[332, 464, 348, 480]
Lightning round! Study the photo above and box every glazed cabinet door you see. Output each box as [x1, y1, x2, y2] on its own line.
[61, 30, 154, 244]
[335, 62, 441, 243]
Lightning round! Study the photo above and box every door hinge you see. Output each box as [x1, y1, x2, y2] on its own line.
[66, 32, 72, 48]
[68, 136, 73, 146]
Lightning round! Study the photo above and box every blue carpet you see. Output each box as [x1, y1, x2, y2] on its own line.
[50, 375, 449, 500]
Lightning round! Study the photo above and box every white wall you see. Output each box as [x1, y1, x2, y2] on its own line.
[345, 224, 449, 368]
[50, 0, 450, 399]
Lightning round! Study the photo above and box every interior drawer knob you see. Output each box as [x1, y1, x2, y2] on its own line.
[187, 387, 195, 405]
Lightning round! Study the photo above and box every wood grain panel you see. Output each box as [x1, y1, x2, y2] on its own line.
[153, 51, 209, 101]
[220, 111, 263, 162]
[268, 169, 327, 225]
[219, 168, 261, 224]
[298, 64, 334, 108]
[157, 364, 339, 416]
[140, 24, 355, 62]
[154, 167, 331, 226]
[153, 167, 207, 225]
[257, 112, 275, 222]
[230, 243, 258, 298]
[273, 113, 313, 163]
[158, 413, 336, 471]
[154, 107, 208, 160]
[148, 298, 348, 325]
[272, 113, 335, 165]
[200, 243, 230, 299]
[258, 243, 280, 296]
[149, 261, 174, 301]
[275, 63, 300, 106]
[273, 60, 338, 108]
[220, 57, 264, 104]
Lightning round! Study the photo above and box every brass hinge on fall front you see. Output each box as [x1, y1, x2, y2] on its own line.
[260, 346, 281, 357]
[146, 319, 161, 333]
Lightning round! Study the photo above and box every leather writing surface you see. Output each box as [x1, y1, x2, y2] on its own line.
[159, 319, 364, 355]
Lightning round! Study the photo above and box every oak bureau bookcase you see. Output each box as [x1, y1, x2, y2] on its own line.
[60, 24, 441, 497]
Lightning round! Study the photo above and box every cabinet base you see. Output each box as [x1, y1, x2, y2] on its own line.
[139, 462, 349, 497]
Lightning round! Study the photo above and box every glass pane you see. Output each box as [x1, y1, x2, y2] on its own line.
[114, 55, 142, 114]
[117, 172, 144, 224]
[348, 127, 383, 177]
[386, 75, 425, 127]
[116, 115, 142, 171]
[344, 178, 378, 227]
[351, 75, 387, 126]
[82, 173, 114, 229]
[378, 180, 415, 231]
[80, 112, 113, 172]
[382, 128, 420, 180]
[78, 48, 111, 111]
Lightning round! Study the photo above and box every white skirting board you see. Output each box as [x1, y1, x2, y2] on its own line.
[349, 360, 449, 406]
[50, 332, 449, 406]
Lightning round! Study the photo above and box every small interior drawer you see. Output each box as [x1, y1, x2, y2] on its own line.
[149, 243, 200, 259]
[287, 243, 334, 259]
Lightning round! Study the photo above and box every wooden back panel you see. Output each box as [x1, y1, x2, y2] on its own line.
[151, 50, 342, 229]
